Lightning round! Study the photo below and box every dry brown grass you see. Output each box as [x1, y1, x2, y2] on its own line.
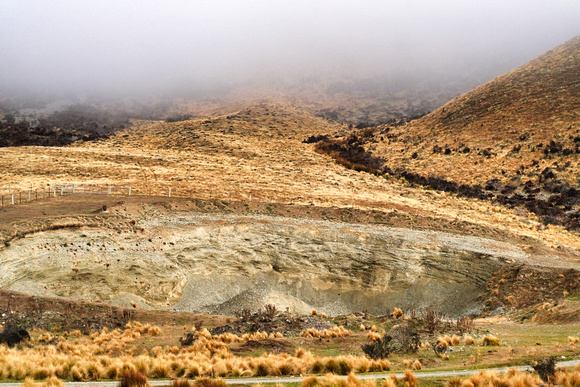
[392, 308, 404, 319]
[463, 336, 476, 346]
[366, 331, 382, 343]
[446, 367, 580, 386]
[0, 323, 393, 382]
[302, 372, 379, 387]
[481, 335, 500, 346]
[368, 37, 580, 190]
[2, 100, 575, 254]
[300, 326, 351, 339]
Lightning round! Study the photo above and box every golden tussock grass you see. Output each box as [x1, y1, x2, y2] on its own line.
[401, 370, 417, 387]
[396, 360, 421, 372]
[481, 335, 500, 346]
[412, 360, 422, 371]
[437, 336, 452, 347]
[451, 335, 460, 346]
[301, 372, 378, 387]
[392, 308, 404, 319]
[463, 336, 475, 346]
[366, 331, 382, 343]
[300, 326, 351, 339]
[22, 375, 65, 387]
[192, 378, 226, 387]
[450, 369, 546, 387]
[556, 371, 580, 386]
[382, 377, 397, 387]
[0, 330, 391, 381]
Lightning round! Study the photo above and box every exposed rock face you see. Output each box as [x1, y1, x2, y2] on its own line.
[0, 213, 529, 317]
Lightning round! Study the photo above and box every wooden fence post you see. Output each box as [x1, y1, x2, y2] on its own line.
[168, 187, 171, 197]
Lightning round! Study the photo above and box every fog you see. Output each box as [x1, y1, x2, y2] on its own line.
[1, 0, 579, 101]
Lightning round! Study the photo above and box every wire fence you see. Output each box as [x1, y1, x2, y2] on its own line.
[0, 183, 286, 208]
[0, 184, 133, 207]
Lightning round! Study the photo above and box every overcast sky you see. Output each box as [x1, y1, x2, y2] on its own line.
[1, 0, 579, 98]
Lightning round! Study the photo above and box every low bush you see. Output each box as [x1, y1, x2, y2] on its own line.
[0, 322, 30, 347]
[531, 357, 556, 383]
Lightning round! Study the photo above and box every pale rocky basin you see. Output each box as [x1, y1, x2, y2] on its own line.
[0, 212, 531, 317]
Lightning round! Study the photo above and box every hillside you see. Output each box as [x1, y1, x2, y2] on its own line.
[2, 100, 579, 247]
[2, 98, 580, 318]
[315, 36, 580, 229]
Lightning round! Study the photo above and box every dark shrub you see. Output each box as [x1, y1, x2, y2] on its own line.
[0, 322, 30, 347]
[362, 334, 395, 359]
[531, 357, 556, 383]
[179, 332, 196, 347]
[303, 135, 328, 144]
[456, 316, 474, 335]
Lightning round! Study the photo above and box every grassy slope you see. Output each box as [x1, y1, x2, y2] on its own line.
[1, 100, 580, 250]
[367, 36, 580, 187]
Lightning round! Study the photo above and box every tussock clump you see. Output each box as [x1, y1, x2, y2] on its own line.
[300, 372, 377, 387]
[366, 331, 382, 343]
[481, 335, 500, 346]
[213, 333, 243, 343]
[451, 335, 460, 346]
[412, 360, 422, 370]
[463, 336, 475, 346]
[451, 369, 543, 386]
[171, 380, 192, 387]
[401, 370, 417, 387]
[437, 335, 453, 346]
[300, 326, 351, 339]
[445, 376, 462, 387]
[192, 378, 227, 387]
[119, 369, 149, 387]
[556, 370, 580, 386]
[393, 308, 404, 319]
[382, 377, 397, 387]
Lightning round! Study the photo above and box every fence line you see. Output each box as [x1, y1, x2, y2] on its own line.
[0, 184, 133, 208]
[0, 183, 288, 208]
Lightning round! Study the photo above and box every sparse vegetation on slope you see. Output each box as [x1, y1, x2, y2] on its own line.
[312, 37, 580, 230]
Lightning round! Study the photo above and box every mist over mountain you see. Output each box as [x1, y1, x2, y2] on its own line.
[1, 1, 579, 111]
